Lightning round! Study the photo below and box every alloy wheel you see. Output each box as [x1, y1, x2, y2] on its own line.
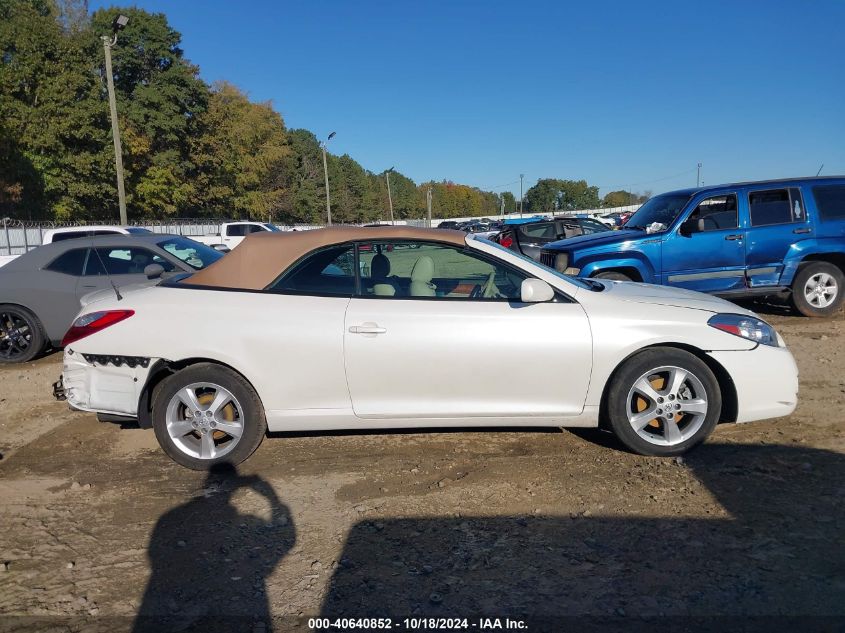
[804, 272, 838, 309]
[0, 311, 32, 361]
[165, 382, 245, 460]
[625, 365, 709, 447]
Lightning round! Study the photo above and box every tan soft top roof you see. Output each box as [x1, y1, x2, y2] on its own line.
[185, 225, 468, 290]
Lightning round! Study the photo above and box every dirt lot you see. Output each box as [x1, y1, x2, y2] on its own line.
[0, 304, 843, 632]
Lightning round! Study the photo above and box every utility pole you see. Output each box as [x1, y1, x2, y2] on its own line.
[500, 195, 505, 218]
[519, 173, 524, 217]
[385, 167, 395, 225]
[321, 132, 336, 225]
[426, 187, 432, 228]
[697, 162, 702, 188]
[102, 15, 130, 225]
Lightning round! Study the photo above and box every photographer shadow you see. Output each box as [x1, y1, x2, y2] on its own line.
[320, 443, 844, 628]
[133, 463, 295, 633]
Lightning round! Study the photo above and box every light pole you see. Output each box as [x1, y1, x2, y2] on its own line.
[519, 173, 524, 217]
[697, 162, 702, 188]
[102, 14, 129, 225]
[385, 167, 395, 225]
[320, 131, 336, 225]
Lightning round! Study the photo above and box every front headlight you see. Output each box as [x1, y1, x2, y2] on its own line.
[707, 314, 780, 347]
[554, 253, 569, 273]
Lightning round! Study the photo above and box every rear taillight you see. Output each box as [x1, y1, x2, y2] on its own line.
[61, 310, 135, 347]
[499, 233, 514, 249]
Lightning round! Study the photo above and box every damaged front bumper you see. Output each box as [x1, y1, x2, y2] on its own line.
[59, 348, 157, 417]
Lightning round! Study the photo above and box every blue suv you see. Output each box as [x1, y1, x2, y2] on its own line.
[539, 176, 845, 316]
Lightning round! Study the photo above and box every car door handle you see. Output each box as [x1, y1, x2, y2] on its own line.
[349, 324, 387, 334]
[724, 234, 743, 241]
[793, 227, 812, 234]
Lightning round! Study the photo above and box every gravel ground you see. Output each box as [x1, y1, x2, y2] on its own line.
[0, 304, 843, 632]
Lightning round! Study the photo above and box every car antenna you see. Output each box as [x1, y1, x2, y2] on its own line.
[90, 234, 123, 301]
[815, 164, 824, 177]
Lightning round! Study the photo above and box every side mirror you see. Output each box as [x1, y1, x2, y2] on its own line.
[521, 278, 555, 303]
[212, 244, 230, 252]
[144, 263, 165, 279]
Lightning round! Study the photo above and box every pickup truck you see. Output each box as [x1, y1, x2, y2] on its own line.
[0, 225, 152, 268]
[191, 222, 281, 251]
[539, 176, 845, 317]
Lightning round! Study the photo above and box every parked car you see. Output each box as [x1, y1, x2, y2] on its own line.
[0, 234, 223, 363]
[192, 221, 281, 251]
[0, 225, 154, 269]
[539, 177, 845, 317]
[55, 226, 797, 469]
[495, 216, 611, 260]
[437, 221, 460, 230]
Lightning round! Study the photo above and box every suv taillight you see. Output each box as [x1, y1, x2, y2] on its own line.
[61, 310, 135, 347]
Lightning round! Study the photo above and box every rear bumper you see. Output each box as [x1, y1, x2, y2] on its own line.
[61, 349, 156, 417]
[708, 345, 799, 424]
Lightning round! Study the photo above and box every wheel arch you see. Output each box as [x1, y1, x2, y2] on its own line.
[137, 357, 264, 429]
[598, 342, 738, 430]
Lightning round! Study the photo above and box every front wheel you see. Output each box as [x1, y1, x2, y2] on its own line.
[604, 348, 721, 457]
[791, 262, 844, 317]
[152, 363, 267, 469]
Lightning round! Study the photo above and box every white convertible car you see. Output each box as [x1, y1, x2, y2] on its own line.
[56, 226, 798, 469]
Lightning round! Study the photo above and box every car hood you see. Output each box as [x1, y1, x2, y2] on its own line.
[546, 229, 649, 251]
[599, 280, 756, 315]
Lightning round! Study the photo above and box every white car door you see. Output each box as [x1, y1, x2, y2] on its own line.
[344, 240, 593, 419]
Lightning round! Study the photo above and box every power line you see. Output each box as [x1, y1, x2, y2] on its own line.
[596, 167, 698, 192]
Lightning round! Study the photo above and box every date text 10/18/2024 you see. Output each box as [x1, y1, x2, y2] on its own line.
[308, 618, 528, 630]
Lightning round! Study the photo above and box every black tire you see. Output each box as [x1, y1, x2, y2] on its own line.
[790, 261, 844, 317]
[0, 304, 46, 364]
[594, 271, 632, 282]
[152, 363, 267, 470]
[604, 348, 721, 457]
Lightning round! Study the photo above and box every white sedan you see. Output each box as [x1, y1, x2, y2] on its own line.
[57, 226, 798, 469]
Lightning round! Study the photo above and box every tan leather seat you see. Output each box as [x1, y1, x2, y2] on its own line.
[410, 256, 436, 297]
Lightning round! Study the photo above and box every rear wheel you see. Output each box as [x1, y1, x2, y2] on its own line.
[593, 271, 632, 282]
[152, 363, 267, 469]
[0, 305, 45, 364]
[791, 262, 844, 317]
[605, 348, 721, 457]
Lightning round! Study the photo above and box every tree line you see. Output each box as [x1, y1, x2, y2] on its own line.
[0, 1, 646, 223]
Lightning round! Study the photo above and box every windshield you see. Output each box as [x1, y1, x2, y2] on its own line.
[263, 223, 281, 232]
[625, 193, 692, 230]
[125, 227, 152, 234]
[479, 239, 592, 290]
[157, 237, 224, 270]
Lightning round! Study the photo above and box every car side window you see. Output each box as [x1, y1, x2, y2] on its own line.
[749, 188, 805, 226]
[269, 244, 355, 296]
[45, 248, 88, 275]
[357, 241, 526, 300]
[812, 184, 845, 220]
[245, 224, 265, 234]
[687, 194, 738, 232]
[226, 225, 246, 237]
[579, 218, 609, 234]
[84, 247, 175, 275]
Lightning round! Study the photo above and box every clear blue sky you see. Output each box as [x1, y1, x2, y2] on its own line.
[91, 0, 845, 197]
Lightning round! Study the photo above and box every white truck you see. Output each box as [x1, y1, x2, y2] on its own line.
[0, 225, 153, 268]
[190, 221, 282, 251]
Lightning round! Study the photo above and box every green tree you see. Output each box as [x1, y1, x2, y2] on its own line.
[501, 191, 517, 214]
[89, 7, 209, 217]
[525, 179, 600, 213]
[191, 81, 289, 219]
